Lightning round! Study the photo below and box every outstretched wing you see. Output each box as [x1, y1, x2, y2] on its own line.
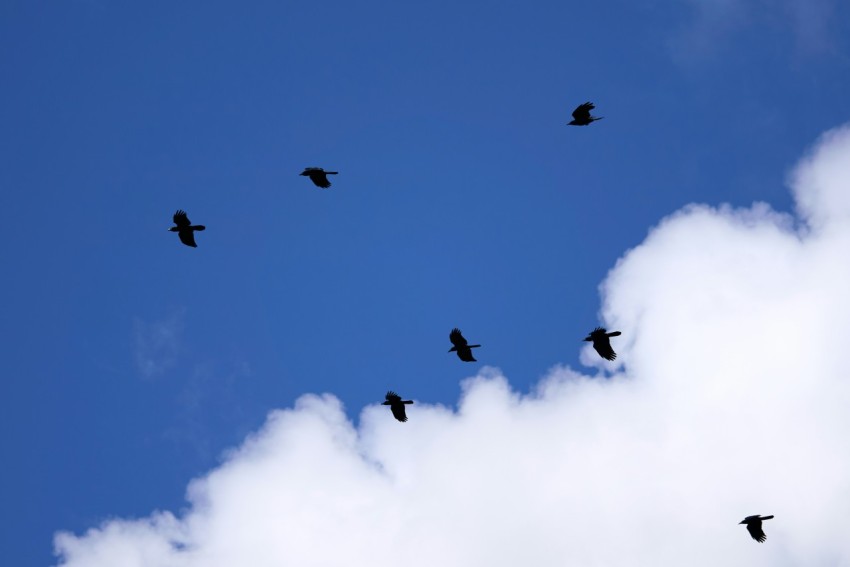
[173, 210, 191, 228]
[456, 348, 477, 362]
[450, 328, 468, 348]
[309, 172, 332, 188]
[746, 522, 766, 543]
[390, 403, 408, 422]
[572, 102, 594, 121]
[385, 391, 402, 403]
[178, 230, 197, 248]
[592, 336, 617, 361]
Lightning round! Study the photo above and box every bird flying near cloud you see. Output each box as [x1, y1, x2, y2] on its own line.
[168, 210, 206, 248]
[584, 327, 621, 361]
[382, 391, 413, 422]
[739, 515, 773, 542]
[568, 102, 603, 126]
[300, 167, 338, 189]
[449, 328, 481, 362]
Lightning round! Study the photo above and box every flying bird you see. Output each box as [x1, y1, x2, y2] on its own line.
[739, 515, 773, 543]
[568, 102, 603, 126]
[168, 210, 206, 248]
[449, 328, 481, 362]
[584, 327, 621, 361]
[300, 167, 338, 188]
[383, 391, 413, 422]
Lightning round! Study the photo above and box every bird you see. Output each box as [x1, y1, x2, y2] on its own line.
[584, 327, 621, 361]
[568, 102, 603, 126]
[449, 328, 481, 362]
[300, 167, 338, 188]
[739, 515, 773, 543]
[168, 210, 206, 248]
[382, 391, 413, 422]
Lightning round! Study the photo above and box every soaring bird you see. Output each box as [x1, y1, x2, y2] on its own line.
[568, 102, 603, 126]
[300, 167, 338, 188]
[449, 328, 481, 362]
[383, 391, 413, 422]
[168, 210, 206, 248]
[584, 327, 621, 361]
[740, 515, 773, 543]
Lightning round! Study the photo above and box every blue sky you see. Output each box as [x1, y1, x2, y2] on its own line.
[1, 1, 848, 565]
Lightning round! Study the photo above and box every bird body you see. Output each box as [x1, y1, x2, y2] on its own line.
[568, 101, 603, 126]
[584, 327, 621, 360]
[740, 515, 773, 543]
[449, 328, 481, 362]
[300, 167, 338, 188]
[382, 391, 413, 422]
[169, 210, 206, 248]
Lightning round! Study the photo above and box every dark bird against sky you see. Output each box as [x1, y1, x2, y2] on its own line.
[739, 515, 773, 543]
[449, 328, 481, 362]
[168, 210, 206, 248]
[300, 167, 338, 188]
[382, 391, 413, 422]
[568, 102, 603, 126]
[584, 327, 621, 361]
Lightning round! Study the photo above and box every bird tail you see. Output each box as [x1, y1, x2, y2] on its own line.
[606, 331, 621, 337]
[593, 117, 604, 121]
[469, 344, 482, 348]
[403, 400, 413, 404]
[192, 225, 206, 231]
[761, 515, 774, 520]
[326, 171, 339, 175]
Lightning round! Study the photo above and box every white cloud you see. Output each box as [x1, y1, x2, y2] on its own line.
[134, 309, 186, 379]
[671, 0, 840, 59]
[55, 125, 850, 566]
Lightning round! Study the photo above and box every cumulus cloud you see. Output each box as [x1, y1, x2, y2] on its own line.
[55, 125, 850, 566]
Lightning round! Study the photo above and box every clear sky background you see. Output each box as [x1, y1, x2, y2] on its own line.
[1, 1, 849, 566]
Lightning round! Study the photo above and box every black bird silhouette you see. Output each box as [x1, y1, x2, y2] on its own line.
[168, 210, 206, 248]
[382, 391, 413, 422]
[568, 102, 603, 126]
[740, 515, 773, 543]
[300, 167, 338, 189]
[449, 328, 481, 362]
[584, 327, 621, 361]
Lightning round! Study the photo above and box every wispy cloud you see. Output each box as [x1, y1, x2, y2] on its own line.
[670, 0, 842, 60]
[133, 308, 186, 379]
[55, 124, 850, 566]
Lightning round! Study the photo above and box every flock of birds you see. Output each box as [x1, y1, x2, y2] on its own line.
[166, 101, 774, 545]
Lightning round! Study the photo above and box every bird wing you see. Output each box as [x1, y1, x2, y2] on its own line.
[173, 210, 191, 227]
[746, 522, 766, 542]
[177, 230, 197, 247]
[592, 336, 617, 361]
[456, 348, 477, 362]
[385, 391, 401, 403]
[572, 102, 593, 121]
[309, 172, 331, 188]
[390, 403, 408, 422]
[450, 328, 468, 348]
